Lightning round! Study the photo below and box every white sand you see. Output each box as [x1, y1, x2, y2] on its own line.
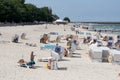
[0, 24, 120, 80]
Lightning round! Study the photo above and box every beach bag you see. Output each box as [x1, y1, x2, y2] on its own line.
[46, 64, 50, 69]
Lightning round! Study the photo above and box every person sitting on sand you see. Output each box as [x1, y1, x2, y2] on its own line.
[55, 44, 61, 54]
[83, 36, 92, 43]
[40, 34, 48, 44]
[117, 35, 120, 43]
[64, 48, 68, 57]
[115, 35, 120, 48]
[107, 37, 114, 49]
[95, 32, 101, 40]
[67, 46, 73, 57]
[103, 36, 109, 41]
[54, 44, 63, 59]
[56, 35, 61, 43]
[27, 51, 35, 68]
[90, 39, 97, 45]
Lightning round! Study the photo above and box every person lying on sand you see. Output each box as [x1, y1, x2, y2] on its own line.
[18, 51, 36, 68]
[17, 59, 27, 67]
[25, 43, 37, 47]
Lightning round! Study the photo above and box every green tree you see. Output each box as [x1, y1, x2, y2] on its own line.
[52, 14, 59, 21]
[64, 17, 70, 22]
[25, 4, 38, 22]
[0, 0, 26, 22]
[0, 0, 59, 23]
[19, 0, 25, 4]
[38, 7, 53, 22]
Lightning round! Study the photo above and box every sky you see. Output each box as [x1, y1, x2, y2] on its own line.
[25, 0, 120, 22]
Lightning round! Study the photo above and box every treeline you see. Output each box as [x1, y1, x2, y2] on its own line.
[0, 0, 59, 23]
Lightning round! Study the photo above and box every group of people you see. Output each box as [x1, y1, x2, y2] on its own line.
[83, 31, 120, 49]
[17, 43, 65, 69]
[105, 35, 120, 49]
[115, 35, 120, 48]
[44, 44, 62, 70]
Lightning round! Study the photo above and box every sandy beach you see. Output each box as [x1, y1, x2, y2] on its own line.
[0, 24, 120, 80]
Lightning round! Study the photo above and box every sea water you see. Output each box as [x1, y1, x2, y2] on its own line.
[86, 23, 120, 34]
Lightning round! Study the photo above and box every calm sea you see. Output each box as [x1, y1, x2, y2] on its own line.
[86, 23, 120, 34]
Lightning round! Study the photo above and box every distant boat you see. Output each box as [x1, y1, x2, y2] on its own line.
[53, 19, 68, 25]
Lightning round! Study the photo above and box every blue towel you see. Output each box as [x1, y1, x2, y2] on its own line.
[40, 45, 56, 49]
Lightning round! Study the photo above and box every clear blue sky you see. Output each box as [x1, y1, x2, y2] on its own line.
[25, 0, 120, 22]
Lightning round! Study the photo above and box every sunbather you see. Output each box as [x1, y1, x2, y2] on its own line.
[17, 59, 27, 67]
[64, 48, 68, 57]
[115, 35, 120, 48]
[107, 37, 113, 48]
[27, 51, 35, 68]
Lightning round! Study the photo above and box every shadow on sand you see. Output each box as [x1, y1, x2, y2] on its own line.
[58, 67, 67, 70]
[71, 55, 81, 58]
[59, 59, 70, 61]
[29, 66, 42, 69]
